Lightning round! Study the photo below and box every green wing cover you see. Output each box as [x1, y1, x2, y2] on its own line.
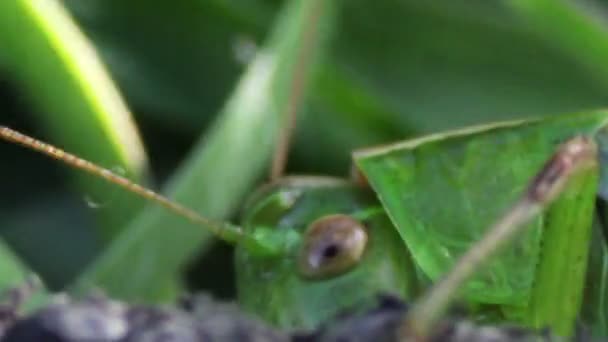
[354, 111, 608, 305]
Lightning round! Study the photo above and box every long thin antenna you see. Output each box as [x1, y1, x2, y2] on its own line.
[0, 126, 258, 247]
[269, 0, 325, 180]
[400, 136, 598, 341]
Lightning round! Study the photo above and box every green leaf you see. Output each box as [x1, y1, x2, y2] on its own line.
[0, 238, 49, 313]
[0, 238, 31, 290]
[73, 0, 336, 302]
[508, 0, 608, 89]
[0, 0, 149, 240]
[63, 0, 274, 128]
[329, 1, 608, 133]
[59, 0, 608, 176]
[354, 111, 608, 304]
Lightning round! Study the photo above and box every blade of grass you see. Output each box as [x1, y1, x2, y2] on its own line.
[0, 238, 49, 312]
[0, 0, 149, 240]
[74, 0, 335, 301]
[507, 0, 608, 89]
[0, 239, 32, 290]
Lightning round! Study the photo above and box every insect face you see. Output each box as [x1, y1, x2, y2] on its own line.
[234, 177, 419, 329]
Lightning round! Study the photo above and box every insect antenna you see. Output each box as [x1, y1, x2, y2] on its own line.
[400, 136, 599, 340]
[0, 126, 278, 254]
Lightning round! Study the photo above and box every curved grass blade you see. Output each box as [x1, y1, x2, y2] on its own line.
[0, 0, 149, 240]
[73, 0, 335, 301]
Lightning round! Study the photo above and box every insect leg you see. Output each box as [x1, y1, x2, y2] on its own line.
[401, 136, 598, 341]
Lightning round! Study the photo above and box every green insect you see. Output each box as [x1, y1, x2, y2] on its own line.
[1, 110, 607, 340]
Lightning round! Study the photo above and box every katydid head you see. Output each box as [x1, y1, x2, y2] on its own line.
[0, 126, 416, 331]
[234, 176, 419, 330]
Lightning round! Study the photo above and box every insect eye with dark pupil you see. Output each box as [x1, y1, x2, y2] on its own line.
[298, 214, 368, 280]
[322, 244, 339, 259]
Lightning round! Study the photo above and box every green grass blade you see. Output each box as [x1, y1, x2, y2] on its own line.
[74, 0, 335, 302]
[0, 239, 31, 290]
[0, 0, 149, 240]
[0, 238, 49, 312]
[508, 0, 608, 88]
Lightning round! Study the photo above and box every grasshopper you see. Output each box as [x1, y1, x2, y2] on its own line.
[1, 110, 607, 340]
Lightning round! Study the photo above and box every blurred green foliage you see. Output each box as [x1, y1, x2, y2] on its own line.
[2, 0, 608, 307]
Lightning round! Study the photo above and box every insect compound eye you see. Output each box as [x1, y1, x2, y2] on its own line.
[298, 214, 368, 280]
